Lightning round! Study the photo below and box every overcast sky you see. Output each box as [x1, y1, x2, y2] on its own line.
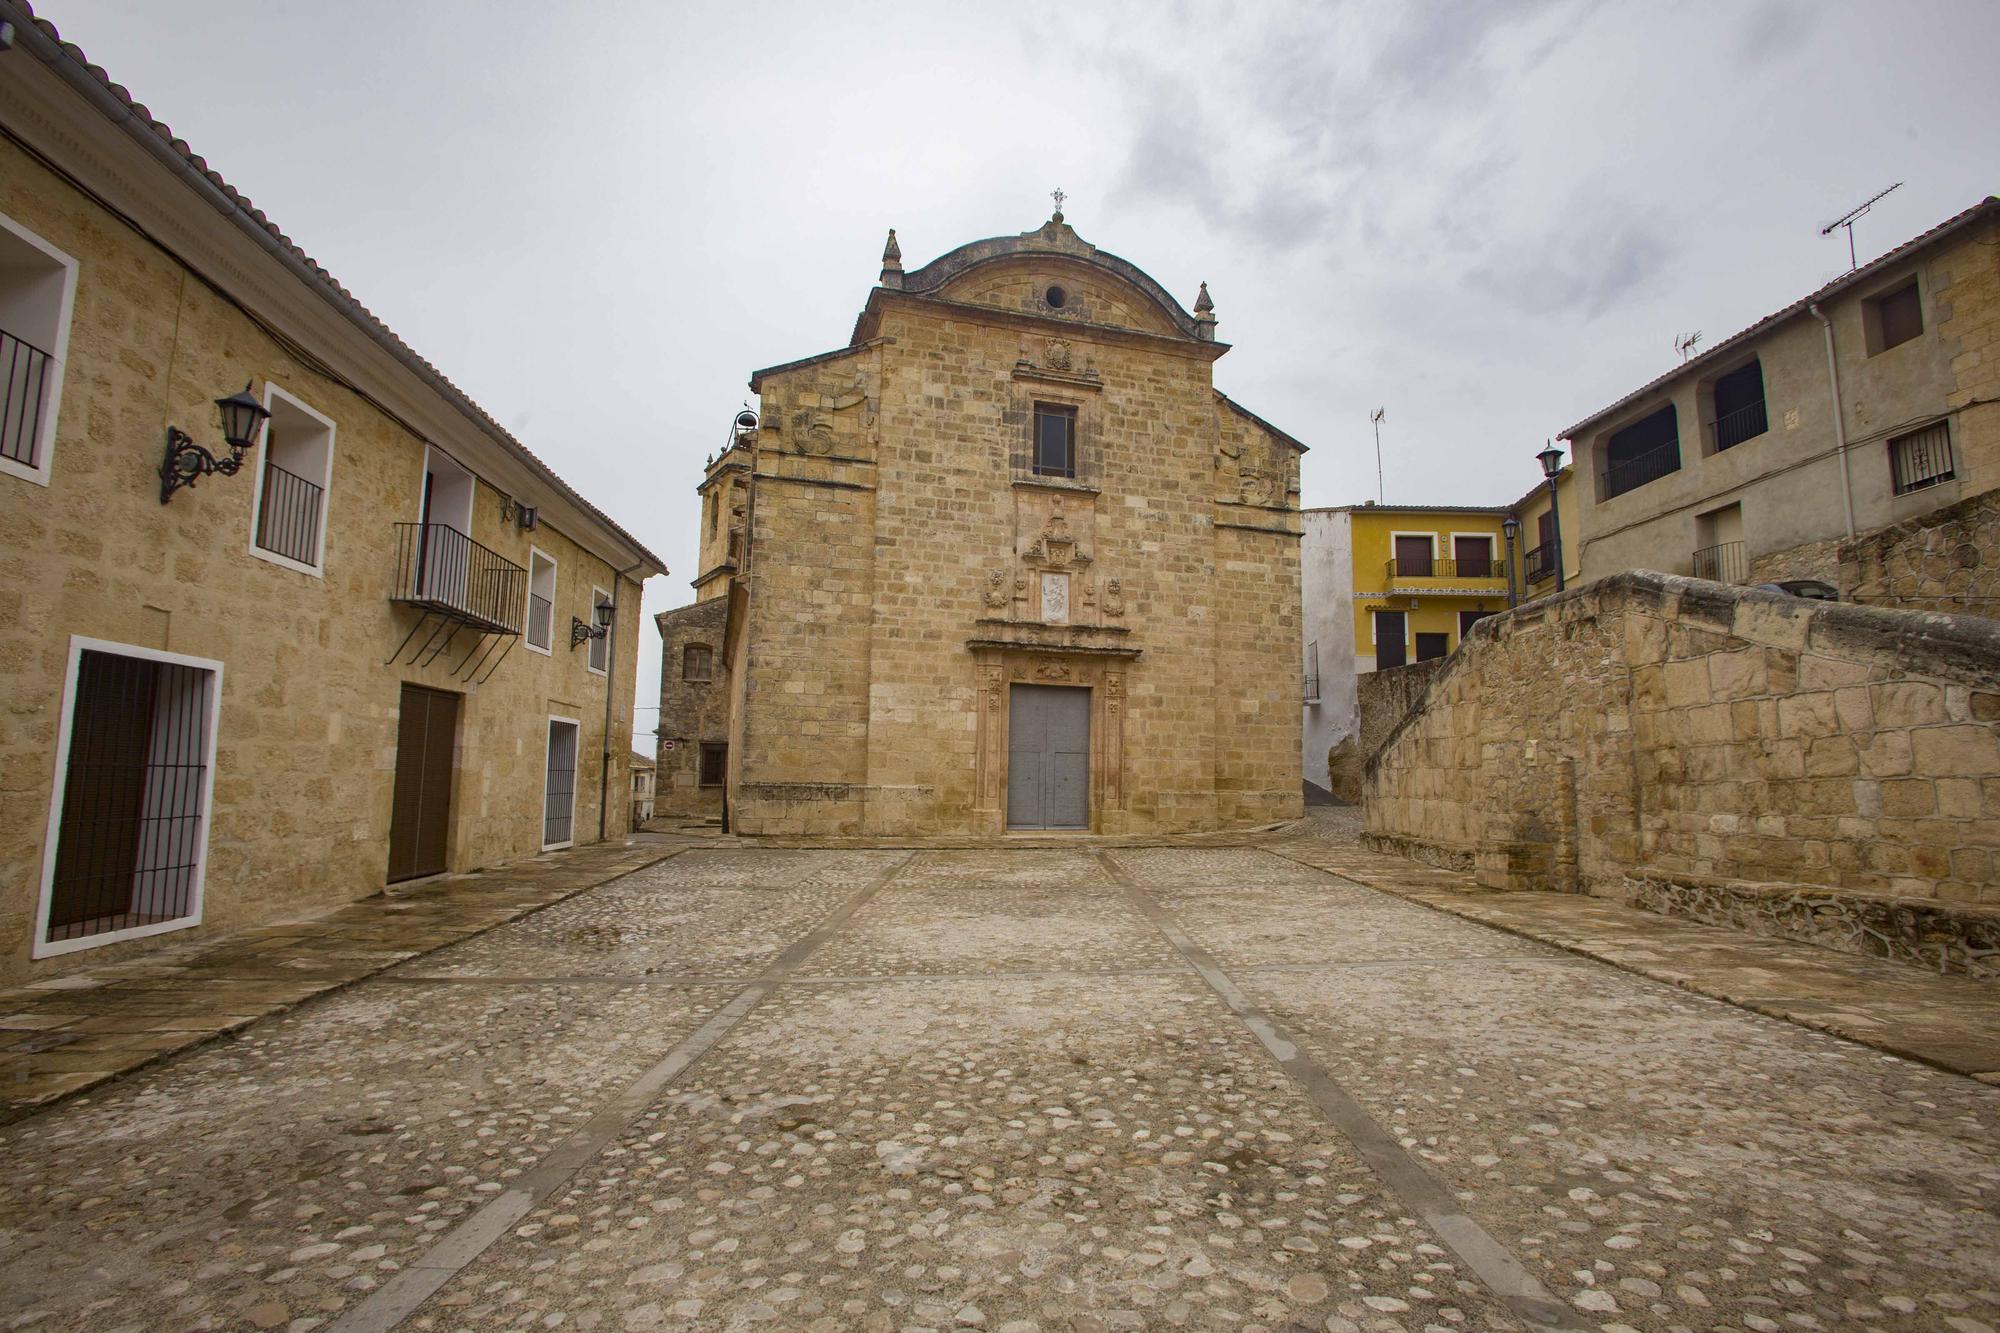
[41, 0, 2000, 729]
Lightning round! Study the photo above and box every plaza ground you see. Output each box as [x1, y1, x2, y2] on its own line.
[1, 819, 1996, 1332]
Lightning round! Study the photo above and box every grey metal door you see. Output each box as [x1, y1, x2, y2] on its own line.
[1007, 684, 1090, 830]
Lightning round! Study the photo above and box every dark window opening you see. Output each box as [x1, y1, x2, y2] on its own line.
[1452, 536, 1494, 577]
[698, 743, 727, 787]
[1044, 285, 1067, 309]
[1870, 280, 1923, 354]
[1374, 611, 1407, 669]
[1707, 360, 1768, 453]
[1888, 421, 1954, 495]
[683, 644, 713, 681]
[1392, 535, 1434, 577]
[47, 649, 214, 944]
[1459, 610, 1490, 638]
[1601, 404, 1680, 499]
[1415, 633, 1450, 662]
[1033, 403, 1077, 478]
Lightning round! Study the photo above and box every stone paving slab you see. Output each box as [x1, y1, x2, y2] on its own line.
[800, 884, 1183, 977]
[0, 976, 733, 1331]
[0, 840, 677, 1122]
[1274, 844, 2000, 1082]
[1239, 956, 2000, 1331]
[408, 975, 1526, 1332]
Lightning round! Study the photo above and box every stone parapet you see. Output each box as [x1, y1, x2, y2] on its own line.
[1364, 570, 2000, 904]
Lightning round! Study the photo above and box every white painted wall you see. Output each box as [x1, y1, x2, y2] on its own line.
[1300, 509, 1357, 792]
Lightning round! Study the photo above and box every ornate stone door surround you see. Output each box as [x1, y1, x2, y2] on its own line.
[967, 640, 1135, 834]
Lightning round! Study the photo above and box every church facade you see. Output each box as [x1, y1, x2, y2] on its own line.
[673, 210, 1306, 836]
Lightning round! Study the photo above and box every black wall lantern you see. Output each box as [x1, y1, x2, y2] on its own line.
[571, 598, 614, 649]
[160, 383, 272, 504]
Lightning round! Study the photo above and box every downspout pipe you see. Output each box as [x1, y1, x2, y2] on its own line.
[599, 560, 647, 842]
[1809, 302, 1857, 540]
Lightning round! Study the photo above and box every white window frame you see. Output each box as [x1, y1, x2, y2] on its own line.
[1448, 530, 1498, 573]
[34, 636, 225, 958]
[246, 384, 336, 577]
[0, 209, 81, 488]
[524, 545, 557, 655]
[586, 584, 612, 676]
[542, 713, 582, 851]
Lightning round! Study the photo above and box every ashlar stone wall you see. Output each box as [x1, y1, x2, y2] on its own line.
[1364, 571, 2000, 905]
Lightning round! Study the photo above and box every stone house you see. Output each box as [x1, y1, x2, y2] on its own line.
[654, 592, 730, 820]
[629, 751, 656, 829]
[1560, 197, 2000, 589]
[692, 211, 1308, 836]
[0, 15, 663, 982]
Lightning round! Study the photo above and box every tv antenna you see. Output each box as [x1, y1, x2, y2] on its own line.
[1821, 182, 1901, 271]
[1673, 331, 1703, 362]
[1370, 407, 1386, 505]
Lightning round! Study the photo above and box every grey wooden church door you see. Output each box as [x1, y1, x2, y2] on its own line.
[1007, 684, 1090, 830]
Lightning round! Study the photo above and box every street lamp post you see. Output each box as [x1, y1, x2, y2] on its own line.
[1501, 514, 1520, 607]
[1536, 441, 1566, 593]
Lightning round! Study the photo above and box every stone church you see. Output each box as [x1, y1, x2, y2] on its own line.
[657, 209, 1307, 835]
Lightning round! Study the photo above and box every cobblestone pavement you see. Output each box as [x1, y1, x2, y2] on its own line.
[2, 841, 1997, 1333]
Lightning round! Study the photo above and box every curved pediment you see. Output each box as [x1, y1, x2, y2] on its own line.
[899, 216, 1208, 341]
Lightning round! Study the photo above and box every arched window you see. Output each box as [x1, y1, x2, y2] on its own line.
[682, 644, 713, 682]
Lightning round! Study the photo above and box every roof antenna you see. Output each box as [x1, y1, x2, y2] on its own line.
[1821, 182, 1902, 272]
[1674, 331, 1703, 363]
[1370, 407, 1386, 505]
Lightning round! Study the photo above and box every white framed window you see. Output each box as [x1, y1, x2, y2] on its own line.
[0, 209, 80, 486]
[586, 585, 612, 675]
[35, 637, 224, 957]
[542, 714, 581, 850]
[525, 547, 557, 654]
[247, 385, 336, 575]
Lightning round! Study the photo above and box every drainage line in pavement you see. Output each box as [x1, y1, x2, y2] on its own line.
[326, 852, 915, 1333]
[1096, 851, 1589, 1332]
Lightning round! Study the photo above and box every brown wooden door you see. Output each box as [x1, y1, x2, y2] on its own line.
[388, 684, 458, 882]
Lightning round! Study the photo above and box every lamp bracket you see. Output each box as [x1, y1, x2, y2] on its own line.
[571, 616, 606, 649]
[160, 427, 250, 505]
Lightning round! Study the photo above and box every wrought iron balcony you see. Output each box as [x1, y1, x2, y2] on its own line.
[1524, 541, 1558, 584]
[1, 326, 53, 469]
[1600, 440, 1681, 499]
[1705, 400, 1768, 453]
[1691, 540, 1747, 584]
[1385, 556, 1502, 583]
[390, 522, 525, 634]
[254, 461, 325, 567]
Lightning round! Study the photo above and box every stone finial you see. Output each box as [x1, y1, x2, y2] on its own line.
[1193, 281, 1216, 340]
[879, 228, 904, 290]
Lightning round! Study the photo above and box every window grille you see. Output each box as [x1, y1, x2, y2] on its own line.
[1888, 421, 1954, 495]
[526, 552, 557, 651]
[1, 327, 51, 470]
[1302, 641, 1321, 703]
[1033, 403, 1077, 478]
[544, 719, 578, 847]
[46, 648, 215, 945]
[253, 459, 325, 566]
[587, 589, 612, 673]
[699, 743, 727, 787]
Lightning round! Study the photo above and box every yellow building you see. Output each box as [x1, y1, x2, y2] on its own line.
[1509, 464, 1581, 597]
[1341, 504, 1514, 670]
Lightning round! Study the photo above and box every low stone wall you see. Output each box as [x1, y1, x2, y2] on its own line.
[1623, 872, 2000, 981]
[1328, 659, 1446, 802]
[1363, 571, 2000, 906]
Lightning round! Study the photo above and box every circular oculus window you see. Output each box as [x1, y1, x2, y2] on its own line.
[1044, 284, 1067, 309]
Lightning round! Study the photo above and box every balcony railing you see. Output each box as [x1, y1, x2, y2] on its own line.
[1705, 400, 1768, 453]
[390, 522, 525, 634]
[1691, 540, 1747, 584]
[527, 592, 554, 649]
[1, 327, 53, 469]
[1600, 441, 1681, 499]
[1524, 541, 1558, 584]
[254, 461, 325, 567]
[1385, 556, 1501, 582]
